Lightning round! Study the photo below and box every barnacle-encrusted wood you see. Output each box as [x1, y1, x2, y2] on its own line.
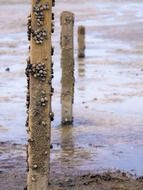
[27, 0, 54, 190]
[78, 25, 86, 58]
[60, 11, 74, 125]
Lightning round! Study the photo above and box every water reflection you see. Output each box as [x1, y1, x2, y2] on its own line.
[78, 59, 85, 78]
[60, 124, 75, 171]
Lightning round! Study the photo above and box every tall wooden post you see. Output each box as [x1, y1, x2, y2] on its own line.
[60, 11, 74, 125]
[26, 0, 55, 189]
[78, 26, 86, 58]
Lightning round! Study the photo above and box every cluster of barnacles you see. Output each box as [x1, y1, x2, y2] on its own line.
[33, 2, 49, 27]
[27, 15, 32, 41]
[27, 1, 55, 43]
[40, 96, 48, 107]
[32, 29, 48, 44]
[26, 62, 47, 82]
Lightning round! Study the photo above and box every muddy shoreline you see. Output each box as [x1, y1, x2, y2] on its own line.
[0, 141, 143, 190]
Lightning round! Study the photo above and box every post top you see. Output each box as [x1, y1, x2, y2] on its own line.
[78, 25, 85, 34]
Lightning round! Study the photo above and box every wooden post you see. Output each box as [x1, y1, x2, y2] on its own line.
[60, 11, 74, 125]
[78, 26, 86, 58]
[26, 0, 55, 189]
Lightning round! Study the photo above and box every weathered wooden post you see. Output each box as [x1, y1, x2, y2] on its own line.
[78, 26, 86, 58]
[60, 11, 74, 125]
[26, 0, 55, 189]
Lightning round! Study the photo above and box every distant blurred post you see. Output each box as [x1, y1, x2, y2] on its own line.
[26, 0, 55, 190]
[60, 11, 75, 125]
[78, 26, 86, 58]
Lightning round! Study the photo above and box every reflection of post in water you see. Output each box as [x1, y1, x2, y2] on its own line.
[60, 11, 75, 125]
[60, 124, 74, 169]
[26, 0, 55, 190]
[78, 59, 85, 78]
[78, 26, 86, 58]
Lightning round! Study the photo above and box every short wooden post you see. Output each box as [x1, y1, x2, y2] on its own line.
[60, 11, 74, 125]
[78, 26, 86, 58]
[26, 0, 55, 190]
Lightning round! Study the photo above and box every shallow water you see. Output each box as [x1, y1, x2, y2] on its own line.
[0, 0, 143, 178]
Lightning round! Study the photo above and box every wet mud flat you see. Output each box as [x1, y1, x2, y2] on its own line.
[50, 172, 143, 190]
[1, 142, 143, 190]
[1, 0, 143, 189]
[0, 142, 26, 190]
[0, 142, 143, 190]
